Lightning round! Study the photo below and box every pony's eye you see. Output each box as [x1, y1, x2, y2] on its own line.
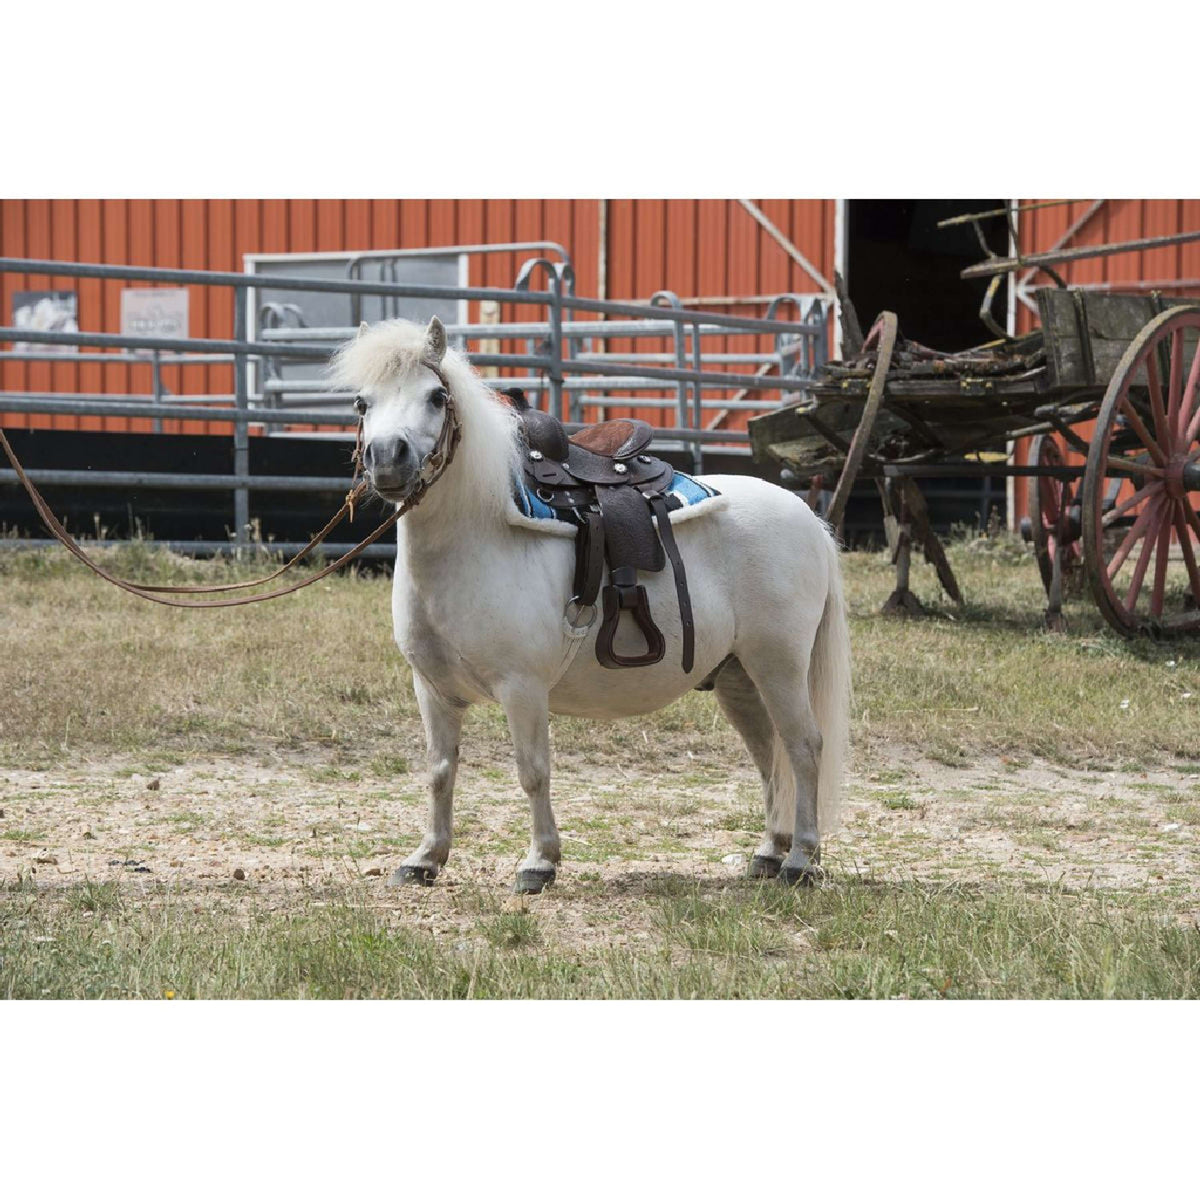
[429, 387, 448, 410]
[353, 396, 368, 416]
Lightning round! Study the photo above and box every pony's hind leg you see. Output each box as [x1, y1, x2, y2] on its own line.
[390, 672, 465, 887]
[713, 658, 791, 878]
[497, 680, 560, 895]
[738, 651, 824, 886]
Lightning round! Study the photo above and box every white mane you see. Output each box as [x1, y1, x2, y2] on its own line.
[330, 319, 522, 529]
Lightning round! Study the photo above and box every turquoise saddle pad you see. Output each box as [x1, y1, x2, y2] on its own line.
[515, 471, 718, 522]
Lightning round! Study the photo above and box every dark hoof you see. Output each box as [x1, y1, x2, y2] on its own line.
[388, 864, 438, 888]
[514, 867, 556, 895]
[779, 864, 820, 887]
[748, 855, 782, 880]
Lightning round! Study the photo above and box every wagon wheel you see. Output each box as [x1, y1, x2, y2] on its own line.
[1027, 433, 1082, 595]
[1082, 307, 1200, 637]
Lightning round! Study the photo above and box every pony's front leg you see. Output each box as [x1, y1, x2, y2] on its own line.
[390, 672, 465, 887]
[498, 681, 560, 895]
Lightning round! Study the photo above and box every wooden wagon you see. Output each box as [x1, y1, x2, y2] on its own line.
[749, 284, 1200, 638]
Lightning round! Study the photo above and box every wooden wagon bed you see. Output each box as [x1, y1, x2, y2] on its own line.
[750, 289, 1200, 479]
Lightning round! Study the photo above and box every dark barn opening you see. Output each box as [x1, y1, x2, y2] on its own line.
[846, 199, 1009, 350]
[840, 199, 1011, 542]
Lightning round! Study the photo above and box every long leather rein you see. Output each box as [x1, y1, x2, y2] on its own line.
[0, 358, 461, 608]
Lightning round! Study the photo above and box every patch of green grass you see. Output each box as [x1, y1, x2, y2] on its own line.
[882, 793, 918, 811]
[478, 912, 541, 950]
[870, 767, 916, 785]
[64, 881, 122, 915]
[305, 766, 363, 784]
[368, 753, 409, 778]
[164, 811, 209, 828]
[1, 875, 1183, 999]
[715, 799, 763, 834]
[1, 829, 47, 843]
[652, 892, 792, 958]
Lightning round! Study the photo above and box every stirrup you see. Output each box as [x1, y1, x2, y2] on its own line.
[596, 568, 666, 668]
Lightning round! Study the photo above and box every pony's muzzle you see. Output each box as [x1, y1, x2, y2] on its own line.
[365, 436, 414, 497]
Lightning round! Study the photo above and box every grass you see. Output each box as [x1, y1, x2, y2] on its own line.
[1, 533, 1199, 999]
[2, 876, 1196, 999]
[1, 535, 1197, 773]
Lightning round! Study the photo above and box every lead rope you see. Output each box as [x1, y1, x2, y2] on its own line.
[0, 378, 461, 609]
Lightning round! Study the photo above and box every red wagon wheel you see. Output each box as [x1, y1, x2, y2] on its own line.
[1027, 433, 1082, 595]
[1082, 307, 1200, 636]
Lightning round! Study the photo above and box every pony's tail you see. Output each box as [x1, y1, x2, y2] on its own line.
[767, 530, 852, 837]
[809, 532, 852, 833]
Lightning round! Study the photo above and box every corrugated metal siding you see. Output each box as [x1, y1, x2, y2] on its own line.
[2, 198, 835, 435]
[1012, 199, 1200, 525]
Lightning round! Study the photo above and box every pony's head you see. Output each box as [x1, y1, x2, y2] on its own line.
[330, 316, 520, 522]
[330, 316, 455, 503]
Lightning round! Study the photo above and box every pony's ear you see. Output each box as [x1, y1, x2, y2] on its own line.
[424, 315, 447, 363]
[357, 320, 369, 339]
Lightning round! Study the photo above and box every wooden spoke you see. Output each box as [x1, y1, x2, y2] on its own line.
[1167, 327, 1185, 440]
[1105, 454, 1164, 478]
[1182, 497, 1200, 543]
[1173, 502, 1200, 606]
[1107, 494, 1162, 579]
[1123, 496, 1164, 611]
[1181, 337, 1200, 445]
[1145, 348, 1170, 446]
[1116, 396, 1168, 466]
[1149, 508, 1173, 618]
[1185, 402, 1200, 449]
[1101, 480, 1158, 529]
[1027, 434, 1082, 598]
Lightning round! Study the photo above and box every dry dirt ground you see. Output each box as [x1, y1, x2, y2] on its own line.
[5, 736, 1198, 947]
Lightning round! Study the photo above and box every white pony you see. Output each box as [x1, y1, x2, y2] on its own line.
[332, 316, 851, 893]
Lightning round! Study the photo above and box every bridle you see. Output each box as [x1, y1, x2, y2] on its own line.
[0, 356, 462, 608]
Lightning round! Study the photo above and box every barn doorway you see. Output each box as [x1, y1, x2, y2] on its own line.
[838, 200, 1012, 543]
[844, 200, 1010, 351]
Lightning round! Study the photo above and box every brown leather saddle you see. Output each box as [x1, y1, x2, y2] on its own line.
[519, 410, 705, 672]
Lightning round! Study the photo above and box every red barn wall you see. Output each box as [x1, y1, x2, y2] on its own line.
[1, 198, 836, 435]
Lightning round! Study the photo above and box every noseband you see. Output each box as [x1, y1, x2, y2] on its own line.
[0, 358, 463, 609]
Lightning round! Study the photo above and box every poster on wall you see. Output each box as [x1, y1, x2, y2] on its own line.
[12, 290, 78, 353]
[120, 287, 189, 349]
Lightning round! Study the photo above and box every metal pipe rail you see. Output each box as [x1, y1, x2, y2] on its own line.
[3, 329, 817, 393]
[256, 393, 777, 417]
[0, 468, 355, 492]
[0, 350, 236, 366]
[8, 538, 396, 560]
[255, 319, 825, 342]
[0, 395, 751, 439]
[0, 258, 824, 337]
[0, 395, 357, 426]
[5, 391, 238, 406]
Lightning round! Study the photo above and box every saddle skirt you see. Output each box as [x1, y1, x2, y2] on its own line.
[509, 410, 721, 673]
[515, 467, 719, 523]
